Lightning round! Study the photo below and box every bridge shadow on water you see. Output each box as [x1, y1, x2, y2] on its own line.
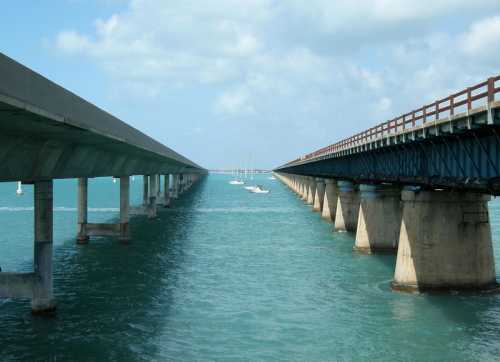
[0, 178, 207, 361]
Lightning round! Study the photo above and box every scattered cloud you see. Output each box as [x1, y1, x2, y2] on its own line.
[52, 0, 500, 167]
[460, 16, 500, 57]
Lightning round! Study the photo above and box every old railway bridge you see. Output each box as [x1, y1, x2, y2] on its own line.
[275, 75, 500, 292]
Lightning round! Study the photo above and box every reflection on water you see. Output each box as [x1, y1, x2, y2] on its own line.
[0, 176, 500, 361]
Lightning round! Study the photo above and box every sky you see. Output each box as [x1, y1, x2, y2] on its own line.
[1, 1, 500, 169]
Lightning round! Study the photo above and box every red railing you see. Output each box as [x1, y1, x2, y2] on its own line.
[288, 75, 500, 165]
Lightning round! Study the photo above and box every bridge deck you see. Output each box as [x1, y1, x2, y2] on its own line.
[0, 53, 204, 181]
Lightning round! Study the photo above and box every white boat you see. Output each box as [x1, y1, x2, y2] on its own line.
[269, 176, 276, 180]
[16, 181, 23, 196]
[244, 185, 258, 191]
[249, 185, 269, 194]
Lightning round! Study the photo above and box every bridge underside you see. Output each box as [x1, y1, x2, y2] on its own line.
[0, 100, 202, 182]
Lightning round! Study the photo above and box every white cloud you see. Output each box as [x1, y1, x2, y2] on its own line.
[55, 31, 91, 55]
[52, 0, 500, 167]
[460, 16, 500, 56]
[375, 97, 392, 114]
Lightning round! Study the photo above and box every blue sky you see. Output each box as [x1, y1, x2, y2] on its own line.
[2, 1, 500, 169]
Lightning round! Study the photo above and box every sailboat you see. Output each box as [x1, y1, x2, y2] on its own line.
[229, 168, 244, 185]
[16, 181, 23, 196]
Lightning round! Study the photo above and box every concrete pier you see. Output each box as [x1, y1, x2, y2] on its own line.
[306, 177, 316, 205]
[163, 174, 171, 207]
[181, 173, 186, 196]
[77, 178, 89, 244]
[313, 178, 325, 212]
[292, 176, 299, 194]
[148, 174, 158, 219]
[77, 177, 132, 241]
[119, 176, 130, 242]
[32, 180, 56, 314]
[0, 181, 56, 314]
[155, 175, 161, 199]
[300, 177, 308, 200]
[321, 179, 337, 223]
[392, 190, 496, 292]
[334, 181, 359, 232]
[143, 175, 149, 206]
[354, 184, 402, 253]
[172, 174, 179, 199]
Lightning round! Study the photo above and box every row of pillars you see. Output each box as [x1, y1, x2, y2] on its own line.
[276, 173, 497, 293]
[0, 173, 202, 314]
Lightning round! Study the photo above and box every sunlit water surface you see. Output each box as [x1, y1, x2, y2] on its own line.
[1, 174, 500, 361]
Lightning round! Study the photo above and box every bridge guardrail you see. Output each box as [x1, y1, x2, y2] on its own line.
[285, 75, 500, 166]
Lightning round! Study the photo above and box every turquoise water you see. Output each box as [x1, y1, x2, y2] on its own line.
[1, 174, 500, 361]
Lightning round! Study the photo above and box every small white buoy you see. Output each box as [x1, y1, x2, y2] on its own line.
[16, 181, 23, 196]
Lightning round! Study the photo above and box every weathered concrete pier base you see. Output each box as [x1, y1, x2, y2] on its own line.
[354, 184, 402, 254]
[293, 176, 300, 194]
[313, 178, 325, 212]
[321, 179, 337, 223]
[306, 177, 316, 205]
[334, 181, 359, 232]
[300, 177, 308, 201]
[392, 189, 496, 292]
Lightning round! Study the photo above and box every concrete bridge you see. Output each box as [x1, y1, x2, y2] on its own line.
[275, 75, 500, 293]
[0, 53, 206, 314]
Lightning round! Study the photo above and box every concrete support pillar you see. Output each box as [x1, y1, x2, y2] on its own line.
[313, 178, 326, 212]
[156, 175, 161, 198]
[290, 176, 296, 192]
[148, 174, 158, 219]
[119, 176, 130, 242]
[163, 174, 170, 207]
[334, 181, 359, 232]
[392, 190, 496, 292]
[77, 177, 89, 244]
[299, 177, 307, 200]
[306, 177, 316, 205]
[32, 180, 56, 314]
[354, 184, 402, 253]
[143, 175, 149, 206]
[321, 179, 338, 223]
[172, 175, 179, 199]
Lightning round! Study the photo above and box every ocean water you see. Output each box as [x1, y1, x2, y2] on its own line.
[1, 174, 500, 361]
